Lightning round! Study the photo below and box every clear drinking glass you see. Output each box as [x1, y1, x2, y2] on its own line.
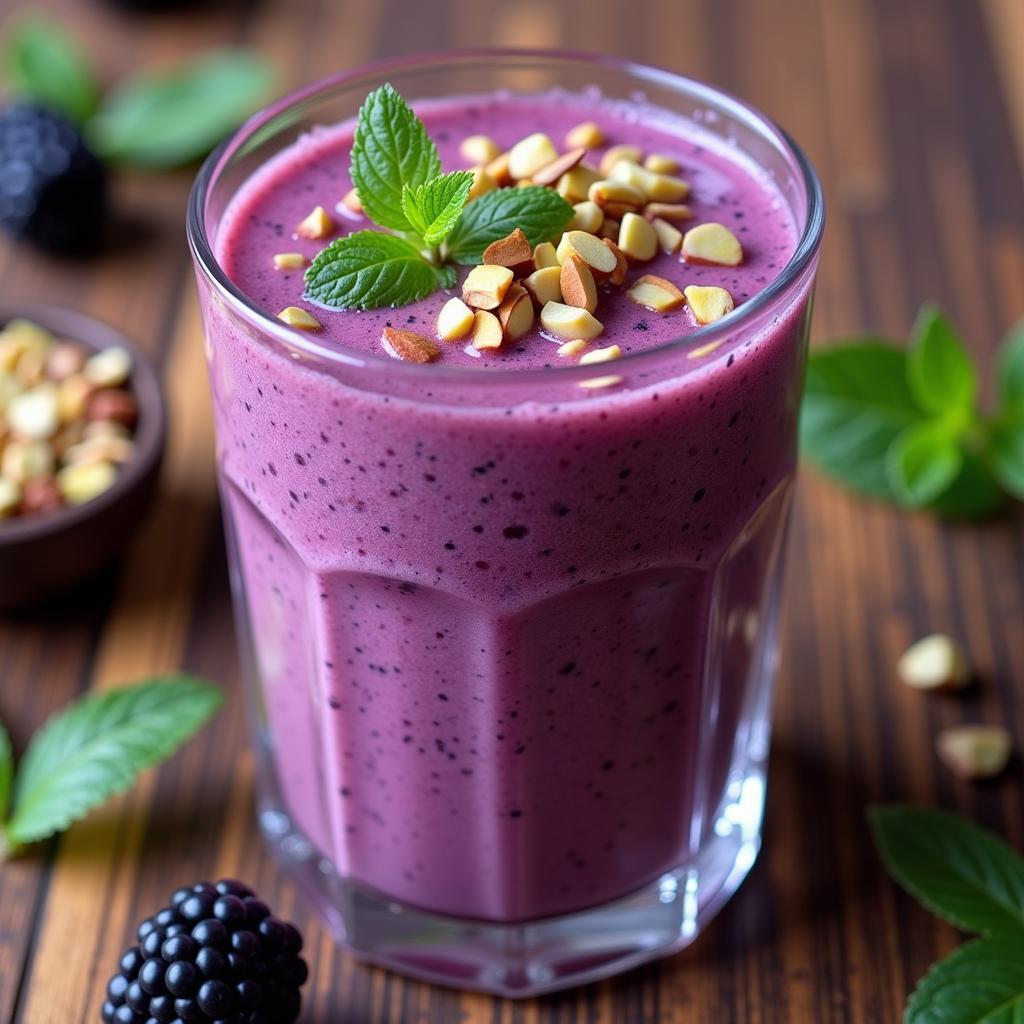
[188, 50, 824, 996]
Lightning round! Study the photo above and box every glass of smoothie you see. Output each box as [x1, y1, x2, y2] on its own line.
[187, 50, 823, 996]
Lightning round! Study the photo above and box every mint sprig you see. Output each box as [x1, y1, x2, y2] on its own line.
[801, 305, 1024, 518]
[0, 676, 222, 858]
[871, 806, 1024, 1022]
[305, 84, 574, 311]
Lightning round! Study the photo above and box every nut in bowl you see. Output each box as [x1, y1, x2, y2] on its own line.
[0, 304, 165, 610]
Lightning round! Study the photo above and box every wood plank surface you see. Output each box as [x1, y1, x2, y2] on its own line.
[0, 0, 1022, 1021]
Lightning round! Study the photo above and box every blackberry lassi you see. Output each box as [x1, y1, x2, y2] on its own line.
[190, 54, 822, 995]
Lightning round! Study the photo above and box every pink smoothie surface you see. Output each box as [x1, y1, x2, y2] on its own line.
[203, 89, 811, 922]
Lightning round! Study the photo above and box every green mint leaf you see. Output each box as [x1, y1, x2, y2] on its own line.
[904, 937, 1024, 1024]
[445, 186, 574, 265]
[350, 84, 442, 234]
[929, 451, 1007, 520]
[996, 318, 1024, 415]
[6, 17, 99, 124]
[869, 805, 1024, 938]
[907, 304, 977, 419]
[799, 342, 924, 500]
[992, 421, 1024, 501]
[0, 717, 12, 825]
[87, 51, 273, 168]
[305, 231, 445, 311]
[885, 421, 963, 507]
[5, 676, 222, 848]
[401, 171, 474, 248]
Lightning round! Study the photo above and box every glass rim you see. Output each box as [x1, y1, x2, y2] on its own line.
[186, 47, 825, 387]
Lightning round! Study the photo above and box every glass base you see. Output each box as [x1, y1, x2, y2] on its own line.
[258, 766, 766, 997]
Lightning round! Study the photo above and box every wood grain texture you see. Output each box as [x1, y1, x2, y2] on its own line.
[0, 0, 1022, 1021]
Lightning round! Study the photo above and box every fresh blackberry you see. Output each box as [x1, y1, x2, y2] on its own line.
[0, 103, 107, 254]
[101, 880, 307, 1024]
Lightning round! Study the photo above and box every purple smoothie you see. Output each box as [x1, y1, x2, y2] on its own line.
[201, 91, 811, 923]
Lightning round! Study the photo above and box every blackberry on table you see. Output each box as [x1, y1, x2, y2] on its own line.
[101, 879, 307, 1024]
[0, 103, 107, 254]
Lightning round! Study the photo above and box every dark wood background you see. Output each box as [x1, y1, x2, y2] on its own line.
[1, 0, 1023, 1020]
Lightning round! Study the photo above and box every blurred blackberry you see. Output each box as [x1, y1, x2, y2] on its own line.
[0, 103, 107, 254]
[101, 879, 307, 1024]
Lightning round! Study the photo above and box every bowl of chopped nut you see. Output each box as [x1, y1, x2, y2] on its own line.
[0, 303, 166, 610]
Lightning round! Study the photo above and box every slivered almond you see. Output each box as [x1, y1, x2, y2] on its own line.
[628, 274, 685, 313]
[556, 163, 601, 203]
[533, 241, 559, 270]
[462, 264, 514, 309]
[523, 266, 563, 306]
[651, 217, 683, 254]
[684, 285, 736, 324]
[601, 239, 628, 286]
[382, 327, 440, 363]
[682, 222, 743, 266]
[601, 201, 642, 220]
[937, 725, 1012, 779]
[555, 231, 618, 275]
[273, 252, 306, 270]
[497, 283, 534, 341]
[486, 152, 512, 185]
[460, 134, 500, 165]
[618, 212, 658, 261]
[644, 153, 680, 173]
[599, 218, 620, 240]
[599, 144, 643, 176]
[296, 205, 333, 239]
[560, 256, 598, 314]
[277, 307, 321, 329]
[578, 374, 622, 389]
[532, 147, 586, 187]
[341, 188, 363, 215]
[468, 166, 497, 201]
[557, 339, 588, 357]
[569, 201, 604, 233]
[565, 121, 604, 149]
[580, 344, 621, 365]
[483, 228, 534, 273]
[508, 133, 558, 179]
[687, 339, 725, 359]
[588, 179, 646, 210]
[437, 297, 475, 342]
[608, 160, 690, 201]
[644, 202, 693, 222]
[540, 302, 604, 340]
[471, 310, 504, 350]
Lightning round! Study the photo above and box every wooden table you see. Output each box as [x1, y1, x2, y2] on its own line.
[2, 0, 1023, 1020]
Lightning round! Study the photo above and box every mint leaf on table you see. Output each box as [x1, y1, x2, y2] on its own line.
[0, 676, 221, 854]
[992, 422, 1024, 500]
[886, 420, 963, 507]
[0, 719, 12, 825]
[401, 171, 474, 248]
[305, 231, 451, 311]
[930, 452, 1007, 520]
[996, 319, 1024, 414]
[5, 17, 99, 124]
[907, 304, 977, 420]
[444, 186, 574, 265]
[349, 83, 443, 235]
[87, 51, 273, 168]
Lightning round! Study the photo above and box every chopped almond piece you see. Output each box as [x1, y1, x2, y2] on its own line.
[341, 188, 363, 215]
[687, 339, 725, 359]
[580, 344, 621, 365]
[532, 147, 586, 187]
[578, 374, 622, 390]
[608, 160, 690, 202]
[684, 285, 736, 324]
[599, 144, 643, 176]
[497, 283, 535, 341]
[468, 166, 497, 201]
[483, 228, 534, 273]
[644, 153, 680, 174]
[523, 266, 563, 306]
[463, 264, 514, 309]
[540, 302, 604, 341]
[277, 307, 321, 330]
[382, 326, 441, 363]
[937, 725, 1012, 779]
[682, 223, 743, 266]
[460, 134, 501, 165]
[471, 310, 504, 350]
[599, 218, 620, 240]
[556, 231, 618, 275]
[565, 121, 604, 150]
[533, 241, 559, 270]
[556, 163, 601, 203]
[273, 252, 306, 270]
[602, 201, 642, 220]
[486, 152, 512, 186]
[628, 274, 685, 313]
[651, 217, 683, 254]
[508, 133, 559, 180]
[601, 239, 629, 286]
[588, 179, 645, 210]
[618, 212, 658, 261]
[560, 256, 599, 314]
[296, 205, 333, 239]
[557, 339, 588, 357]
[569, 201, 604, 233]
[643, 202, 693, 222]
[437, 297, 475, 342]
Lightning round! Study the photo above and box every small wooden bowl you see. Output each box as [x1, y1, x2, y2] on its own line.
[0, 304, 166, 611]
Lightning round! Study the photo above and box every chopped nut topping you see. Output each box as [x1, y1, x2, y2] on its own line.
[533, 241, 559, 270]
[1, 439, 54, 483]
[569, 201, 604, 233]
[555, 163, 601, 203]
[381, 326, 441, 363]
[579, 344, 621, 365]
[682, 222, 743, 266]
[556, 231, 618, 275]
[560, 256, 599, 314]
[436, 297, 475, 342]
[497, 284, 535, 342]
[296, 205, 334, 240]
[483, 228, 534, 273]
[273, 252, 306, 271]
[57, 375, 92, 424]
[599, 145, 643, 176]
[598, 218, 620, 240]
[628, 274, 685, 312]
[539, 302, 604, 341]
[7, 385, 59, 439]
[462, 264, 514, 309]
[897, 634, 972, 690]
[485, 152, 512, 186]
[467, 166, 497, 201]
[340, 188, 364, 215]
[84, 346, 133, 388]
[617, 212, 658, 261]
[684, 285, 736, 325]
[532, 147, 586, 187]
[687, 339, 725, 359]
[937, 725, 1012, 780]
[277, 307, 322, 330]
[608, 159, 690, 202]
[0, 477, 20, 518]
[57, 459, 117, 505]
[601, 239, 629, 286]
[471, 310, 504, 350]
[508, 133, 559, 180]
[644, 153, 680, 174]
[651, 217, 683, 254]
[523, 266, 563, 306]
[578, 374, 623, 390]
[643, 202, 693, 222]
[565, 121, 605, 150]
[460, 134, 501, 165]
[556, 339, 588, 357]
[588, 179, 645, 211]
